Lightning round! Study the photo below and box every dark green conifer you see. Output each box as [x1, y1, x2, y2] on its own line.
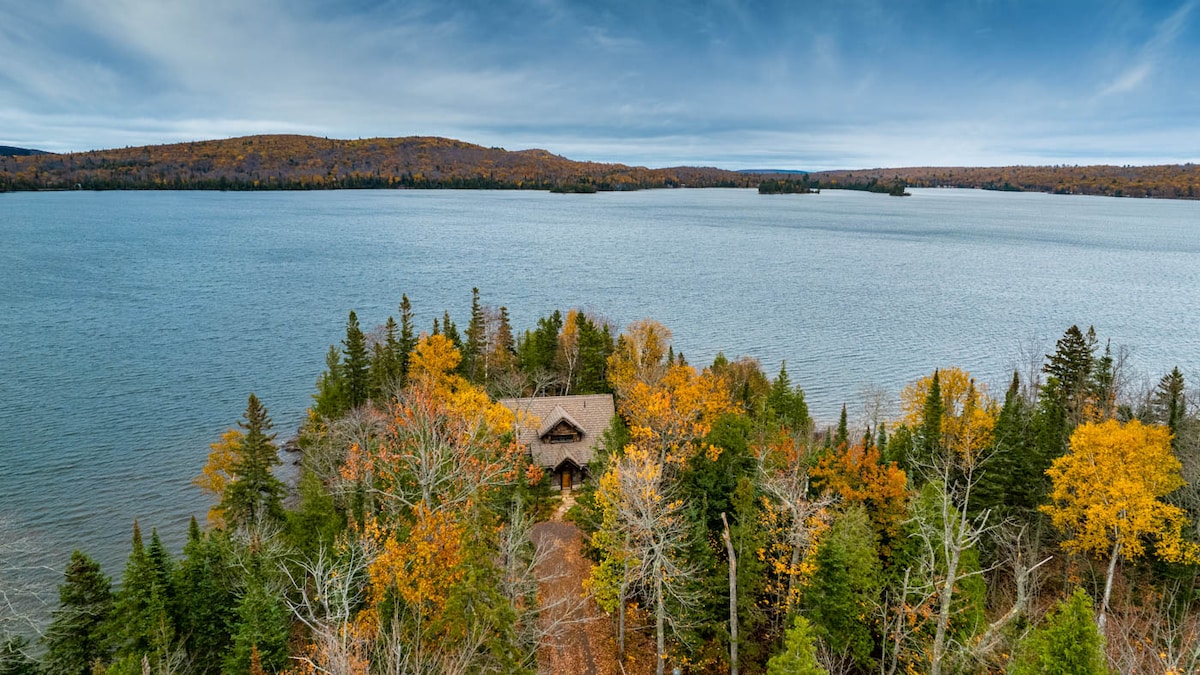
[342, 310, 370, 408]
[802, 507, 881, 671]
[767, 362, 812, 434]
[464, 287, 486, 382]
[174, 519, 235, 672]
[225, 575, 289, 674]
[0, 637, 37, 675]
[442, 310, 462, 352]
[1010, 589, 1106, 675]
[220, 394, 285, 529]
[1152, 367, 1186, 443]
[834, 404, 849, 450]
[108, 522, 174, 661]
[311, 344, 347, 418]
[398, 294, 416, 386]
[41, 551, 113, 675]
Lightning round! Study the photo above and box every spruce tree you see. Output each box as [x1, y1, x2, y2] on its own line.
[219, 394, 285, 529]
[370, 315, 401, 400]
[1152, 367, 1186, 443]
[398, 294, 416, 386]
[464, 287, 486, 382]
[1010, 589, 1106, 675]
[225, 575, 289, 674]
[576, 314, 613, 394]
[174, 519, 235, 673]
[766, 615, 828, 675]
[312, 344, 347, 418]
[833, 404, 849, 450]
[342, 310, 370, 408]
[442, 310, 462, 352]
[975, 372, 1040, 517]
[108, 522, 174, 661]
[767, 362, 812, 434]
[0, 637, 36, 675]
[913, 369, 944, 474]
[42, 551, 114, 675]
[802, 507, 881, 671]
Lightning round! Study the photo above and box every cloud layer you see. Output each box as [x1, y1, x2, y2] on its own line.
[2, 0, 1197, 168]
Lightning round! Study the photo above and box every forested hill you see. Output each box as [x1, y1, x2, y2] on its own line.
[0, 134, 756, 191]
[809, 164, 1200, 199]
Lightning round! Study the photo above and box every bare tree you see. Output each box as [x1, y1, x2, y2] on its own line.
[284, 538, 375, 674]
[0, 515, 52, 643]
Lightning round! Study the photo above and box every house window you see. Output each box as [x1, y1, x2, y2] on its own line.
[549, 432, 578, 443]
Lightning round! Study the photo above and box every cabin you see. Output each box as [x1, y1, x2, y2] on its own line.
[499, 393, 616, 491]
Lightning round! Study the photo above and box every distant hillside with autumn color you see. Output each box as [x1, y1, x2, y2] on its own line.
[0, 134, 755, 192]
[809, 164, 1200, 200]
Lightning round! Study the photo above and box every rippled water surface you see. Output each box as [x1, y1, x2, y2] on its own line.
[2, 187, 1198, 581]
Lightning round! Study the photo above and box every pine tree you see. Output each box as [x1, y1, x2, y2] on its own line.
[766, 615, 828, 675]
[342, 310, 370, 408]
[442, 310, 462, 352]
[974, 372, 1040, 517]
[219, 394, 285, 529]
[41, 551, 114, 675]
[1010, 589, 1106, 675]
[370, 315, 401, 400]
[575, 314, 613, 394]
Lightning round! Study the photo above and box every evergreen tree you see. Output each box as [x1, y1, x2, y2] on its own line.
[767, 362, 812, 434]
[370, 315, 402, 400]
[975, 372, 1040, 517]
[398, 294, 417, 386]
[464, 287, 486, 382]
[108, 522, 174, 661]
[174, 519, 235, 673]
[833, 404, 849, 450]
[219, 394, 285, 529]
[442, 310, 462, 352]
[575, 315, 614, 394]
[1152, 367, 1186, 443]
[41, 551, 113, 675]
[766, 615, 828, 675]
[1010, 589, 1106, 675]
[311, 344, 346, 419]
[342, 310, 370, 408]
[519, 310, 563, 375]
[0, 637, 36, 675]
[912, 369, 944, 475]
[803, 506, 881, 671]
[225, 574, 289, 674]
[285, 469, 345, 559]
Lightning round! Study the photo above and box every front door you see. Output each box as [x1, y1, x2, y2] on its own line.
[561, 469, 571, 491]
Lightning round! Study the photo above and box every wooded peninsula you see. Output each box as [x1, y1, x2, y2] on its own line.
[2, 134, 1198, 199]
[6, 289, 1198, 674]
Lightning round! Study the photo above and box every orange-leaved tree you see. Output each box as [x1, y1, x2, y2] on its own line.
[812, 442, 908, 551]
[1043, 418, 1198, 631]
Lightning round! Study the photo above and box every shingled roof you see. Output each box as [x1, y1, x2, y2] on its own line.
[499, 394, 616, 469]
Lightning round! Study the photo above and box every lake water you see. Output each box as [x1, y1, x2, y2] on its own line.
[2, 187, 1199, 593]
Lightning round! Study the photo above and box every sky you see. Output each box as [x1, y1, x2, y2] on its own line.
[1, 0, 1198, 169]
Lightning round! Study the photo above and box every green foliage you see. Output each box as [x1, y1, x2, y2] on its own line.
[767, 361, 811, 434]
[766, 615, 828, 675]
[42, 550, 114, 675]
[0, 636, 37, 675]
[1152, 367, 1186, 443]
[974, 371, 1042, 518]
[802, 506, 881, 671]
[1010, 589, 1107, 675]
[284, 469, 346, 558]
[342, 310, 370, 408]
[464, 287, 486, 382]
[219, 393, 285, 529]
[107, 523, 176, 665]
[312, 344, 347, 419]
[916, 369, 944, 470]
[224, 577, 290, 674]
[518, 310, 562, 375]
[574, 313, 614, 394]
[174, 520, 236, 672]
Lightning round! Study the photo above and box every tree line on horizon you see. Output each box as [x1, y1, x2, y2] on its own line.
[2, 134, 1197, 199]
[2, 291, 1198, 674]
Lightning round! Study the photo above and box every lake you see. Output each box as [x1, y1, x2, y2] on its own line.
[1, 187, 1198, 590]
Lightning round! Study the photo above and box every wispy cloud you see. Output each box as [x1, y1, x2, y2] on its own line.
[1, 1, 1198, 166]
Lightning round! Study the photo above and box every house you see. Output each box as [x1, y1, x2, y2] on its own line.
[499, 393, 616, 491]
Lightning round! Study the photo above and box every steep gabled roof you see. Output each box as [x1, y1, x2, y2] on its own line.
[498, 393, 616, 469]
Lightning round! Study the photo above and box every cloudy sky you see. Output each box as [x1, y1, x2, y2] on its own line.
[2, 0, 1198, 169]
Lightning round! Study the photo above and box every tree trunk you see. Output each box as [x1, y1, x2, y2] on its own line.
[618, 532, 629, 656]
[931, 528, 963, 675]
[656, 563, 666, 675]
[721, 513, 739, 675]
[1100, 538, 1121, 634]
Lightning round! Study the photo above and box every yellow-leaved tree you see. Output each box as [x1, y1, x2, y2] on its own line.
[1042, 418, 1198, 631]
[899, 367, 997, 467]
[194, 428, 243, 527]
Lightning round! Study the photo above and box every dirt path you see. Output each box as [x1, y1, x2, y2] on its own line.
[532, 519, 629, 675]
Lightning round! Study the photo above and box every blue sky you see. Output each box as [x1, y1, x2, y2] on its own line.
[1, 0, 1197, 169]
